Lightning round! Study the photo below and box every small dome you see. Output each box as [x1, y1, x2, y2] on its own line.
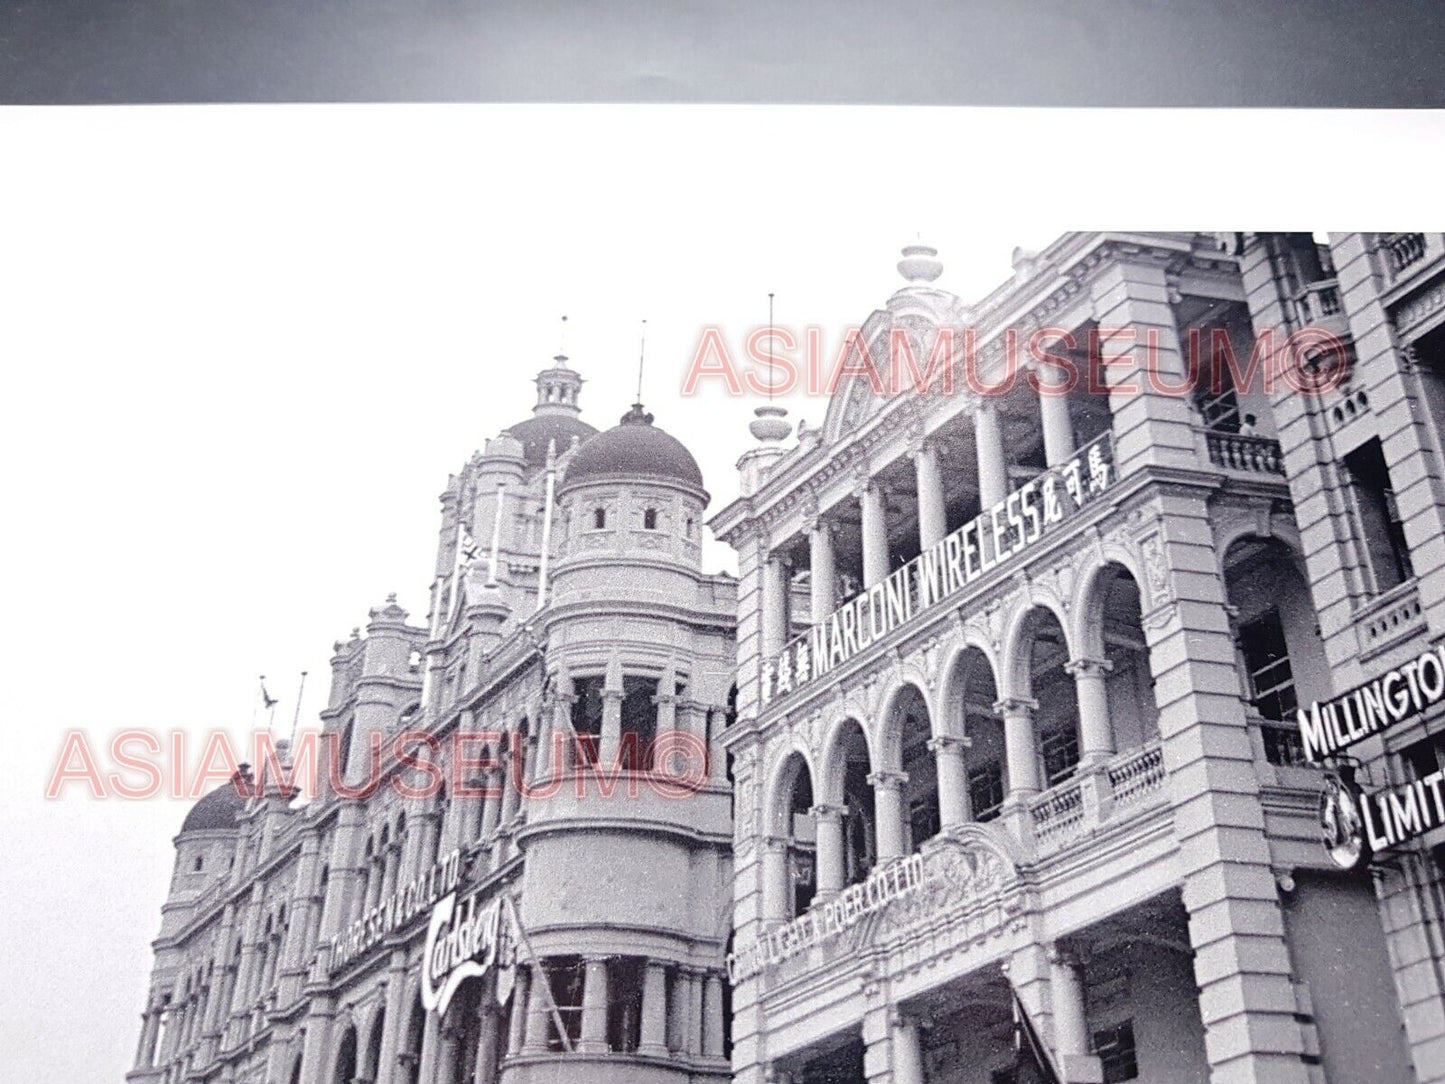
[562, 404, 705, 492]
[503, 414, 597, 468]
[180, 769, 251, 833]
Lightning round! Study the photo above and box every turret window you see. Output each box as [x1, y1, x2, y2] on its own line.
[593, 507, 607, 529]
[643, 507, 659, 530]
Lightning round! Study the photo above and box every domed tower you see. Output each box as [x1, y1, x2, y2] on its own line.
[129, 771, 252, 1081]
[509, 398, 736, 1084]
[552, 401, 709, 594]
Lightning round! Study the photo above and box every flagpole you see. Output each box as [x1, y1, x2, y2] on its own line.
[536, 441, 557, 613]
[447, 519, 465, 623]
[289, 671, 308, 745]
[487, 482, 507, 587]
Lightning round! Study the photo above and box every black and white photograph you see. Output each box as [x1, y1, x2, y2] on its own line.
[4, 5, 1445, 1084]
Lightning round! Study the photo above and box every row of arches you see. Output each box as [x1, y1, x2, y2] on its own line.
[760, 537, 1325, 921]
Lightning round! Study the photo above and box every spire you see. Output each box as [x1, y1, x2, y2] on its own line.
[749, 290, 791, 443]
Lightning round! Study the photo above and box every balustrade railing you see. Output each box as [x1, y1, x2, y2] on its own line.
[1203, 430, 1284, 476]
[1383, 232, 1428, 276]
[1029, 778, 1086, 848]
[1107, 742, 1166, 807]
[1295, 279, 1342, 324]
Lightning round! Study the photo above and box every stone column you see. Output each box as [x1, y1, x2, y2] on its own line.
[1049, 947, 1104, 1083]
[809, 518, 837, 618]
[506, 964, 531, 1055]
[600, 656, 624, 766]
[974, 399, 1009, 509]
[478, 765, 502, 841]
[928, 735, 973, 828]
[230, 889, 265, 1023]
[381, 840, 401, 900]
[434, 1023, 462, 1084]
[810, 804, 846, 902]
[578, 957, 610, 1053]
[416, 1011, 442, 1084]
[760, 837, 790, 922]
[499, 744, 522, 826]
[1065, 657, 1115, 766]
[201, 904, 237, 1037]
[279, 835, 322, 999]
[639, 961, 670, 1056]
[412, 809, 440, 881]
[996, 697, 1041, 797]
[136, 1000, 161, 1068]
[891, 1011, 926, 1084]
[472, 1007, 501, 1084]
[373, 958, 409, 1084]
[1036, 357, 1078, 466]
[860, 482, 891, 587]
[913, 442, 947, 549]
[685, 969, 705, 1057]
[523, 966, 551, 1054]
[761, 554, 789, 660]
[702, 973, 725, 1059]
[868, 770, 909, 860]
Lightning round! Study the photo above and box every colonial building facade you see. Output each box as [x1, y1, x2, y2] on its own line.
[129, 355, 739, 1084]
[711, 234, 1445, 1084]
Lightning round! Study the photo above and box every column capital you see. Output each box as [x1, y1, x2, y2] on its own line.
[808, 802, 847, 822]
[926, 734, 972, 754]
[1064, 656, 1113, 678]
[866, 769, 909, 791]
[973, 396, 1001, 419]
[993, 696, 1038, 717]
[908, 435, 939, 461]
[890, 1007, 931, 1030]
[1046, 942, 1090, 968]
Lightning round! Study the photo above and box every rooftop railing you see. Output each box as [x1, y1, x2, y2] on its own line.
[1203, 430, 1285, 476]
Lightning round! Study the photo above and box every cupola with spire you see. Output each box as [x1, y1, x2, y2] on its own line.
[504, 352, 597, 470]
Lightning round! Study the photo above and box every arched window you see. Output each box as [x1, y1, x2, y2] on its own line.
[593, 507, 607, 529]
[643, 508, 658, 530]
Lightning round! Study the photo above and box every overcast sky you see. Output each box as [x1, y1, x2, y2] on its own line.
[3, 106, 1444, 1082]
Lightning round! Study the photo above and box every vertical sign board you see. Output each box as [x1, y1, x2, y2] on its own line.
[421, 889, 517, 1016]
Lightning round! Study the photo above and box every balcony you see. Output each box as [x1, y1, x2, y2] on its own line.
[1381, 233, 1443, 291]
[1201, 430, 1285, 476]
[1028, 741, 1167, 856]
[1384, 233, 1428, 276]
[1357, 578, 1426, 662]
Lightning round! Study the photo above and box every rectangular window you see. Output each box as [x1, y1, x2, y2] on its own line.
[619, 676, 659, 771]
[571, 678, 605, 766]
[1345, 439, 1414, 592]
[1261, 724, 1308, 767]
[968, 762, 1005, 822]
[1093, 1020, 1139, 1082]
[1403, 734, 1445, 780]
[606, 957, 644, 1054]
[909, 795, 941, 850]
[545, 957, 585, 1052]
[1238, 609, 1298, 724]
[1041, 727, 1080, 786]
